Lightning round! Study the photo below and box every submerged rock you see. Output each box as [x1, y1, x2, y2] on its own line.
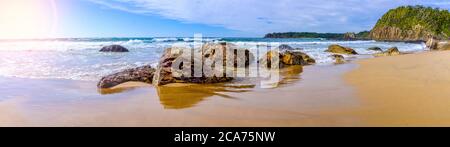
[97, 65, 155, 88]
[278, 44, 295, 50]
[367, 47, 383, 52]
[325, 44, 358, 55]
[100, 45, 129, 52]
[374, 47, 401, 56]
[330, 54, 345, 64]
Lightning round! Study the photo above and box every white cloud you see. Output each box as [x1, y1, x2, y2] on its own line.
[87, 0, 449, 35]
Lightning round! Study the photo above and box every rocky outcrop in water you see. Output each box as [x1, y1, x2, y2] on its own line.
[330, 54, 345, 64]
[367, 47, 383, 52]
[426, 38, 450, 50]
[100, 45, 129, 52]
[275, 45, 315, 65]
[259, 50, 314, 68]
[343, 32, 356, 40]
[374, 47, 402, 56]
[325, 44, 358, 55]
[97, 65, 155, 88]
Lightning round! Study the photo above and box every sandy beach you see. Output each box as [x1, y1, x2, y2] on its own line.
[343, 50, 450, 126]
[2, 50, 450, 126]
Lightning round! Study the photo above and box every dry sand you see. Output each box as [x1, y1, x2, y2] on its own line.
[344, 50, 450, 126]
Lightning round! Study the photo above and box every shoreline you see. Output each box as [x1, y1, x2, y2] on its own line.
[2, 49, 449, 126]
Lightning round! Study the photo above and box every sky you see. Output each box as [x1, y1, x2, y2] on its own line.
[0, 0, 449, 38]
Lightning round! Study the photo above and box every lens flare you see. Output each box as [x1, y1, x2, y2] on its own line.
[0, 0, 58, 39]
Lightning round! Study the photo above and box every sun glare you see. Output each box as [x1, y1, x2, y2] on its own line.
[0, 0, 57, 39]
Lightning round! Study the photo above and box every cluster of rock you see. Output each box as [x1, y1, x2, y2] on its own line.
[426, 38, 450, 50]
[97, 43, 319, 88]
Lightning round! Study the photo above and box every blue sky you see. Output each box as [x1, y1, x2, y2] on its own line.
[53, 0, 450, 37]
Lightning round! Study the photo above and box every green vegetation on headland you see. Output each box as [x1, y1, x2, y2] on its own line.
[370, 5, 450, 41]
[266, 5, 450, 42]
[264, 31, 370, 40]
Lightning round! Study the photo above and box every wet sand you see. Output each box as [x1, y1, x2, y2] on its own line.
[3, 51, 450, 126]
[0, 64, 360, 127]
[344, 50, 450, 126]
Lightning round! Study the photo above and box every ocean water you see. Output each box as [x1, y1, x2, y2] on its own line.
[0, 37, 427, 81]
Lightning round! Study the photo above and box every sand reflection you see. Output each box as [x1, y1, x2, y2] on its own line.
[97, 65, 303, 109]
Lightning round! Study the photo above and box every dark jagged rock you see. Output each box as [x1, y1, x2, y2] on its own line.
[100, 45, 129, 52]
[325, 44, 358, 55]
[367, 47, 383, 52]
[97, 65, 155, 88]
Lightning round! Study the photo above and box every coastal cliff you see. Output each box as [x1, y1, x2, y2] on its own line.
[370, 5, 450, 41]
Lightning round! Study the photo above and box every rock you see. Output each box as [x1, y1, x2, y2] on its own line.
[437, 41, 450, 50]
[278, 44, 294, 50]
[426, 38, 439, 50]
[330, 54, 345, 64]
[152, 46, 234, 86]
[367, 47, 383, 52]
[281, 50, 304, 65]
[100, 45, 129, 52]
[325, 44, 358, 55]
[259, 50, 314, 68]
[97, 65, 155, 88]
[343, 32, 356, 40]
[374, 47, 401, 56]
[289, 51, 315, 65]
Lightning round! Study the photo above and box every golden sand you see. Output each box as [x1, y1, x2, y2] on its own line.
[344, 50, 450, 126]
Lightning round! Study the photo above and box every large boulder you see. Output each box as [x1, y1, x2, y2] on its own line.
[152, 46, 234, 86]
[97, 65, 155, 88]
[374, 47, 401, 56]
[367, 47, 383, 52]
[330, 54, 345, 64]
[100, 45, 129, 52]
[325, 44, 358, 55]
